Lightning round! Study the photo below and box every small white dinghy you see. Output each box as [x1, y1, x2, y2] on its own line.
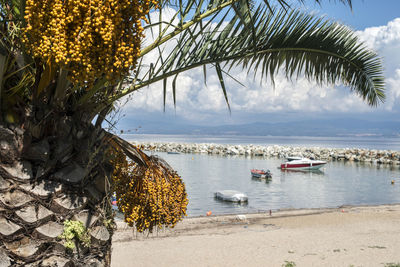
[214, 190, 248, 203]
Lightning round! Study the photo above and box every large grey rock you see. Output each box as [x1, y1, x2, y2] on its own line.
[36, 221, 64, 239]
[0, 217, 21, 236]
[0, 126, 19, 163]
[0, 189, 33, 208]
[228, 148, 239, 155]
[254, 149, 264, 156]
[15, 205, 53, 223]
[23, 139, 50, 162]
[19, 180, 62, 198]
[1, 161, 33, 181]
[211, 149, 219, 154]
[54, 163, 86, 184]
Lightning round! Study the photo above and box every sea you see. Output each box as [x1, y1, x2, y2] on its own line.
[122, 134, 400, 217]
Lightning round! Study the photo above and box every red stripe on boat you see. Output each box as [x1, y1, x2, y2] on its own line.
[281, 163, 325, 169]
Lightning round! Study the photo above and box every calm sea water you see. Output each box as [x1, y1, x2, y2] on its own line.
[123, 134, 400, 217]
[152, 152, 400, 217]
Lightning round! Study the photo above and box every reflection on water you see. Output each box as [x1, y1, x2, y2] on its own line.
[280, 169, 325, 175]
[213, 196, 249, 207]
[251, 176, 273, 183]
[150, 152, 400, 217]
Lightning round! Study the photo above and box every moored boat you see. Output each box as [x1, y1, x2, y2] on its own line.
[251, 169, 272, 179]
[280, 158, 326, 170]
[214, 190, 248, 203]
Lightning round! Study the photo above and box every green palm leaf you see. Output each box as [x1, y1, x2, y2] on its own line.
[116, 4, 383, 108]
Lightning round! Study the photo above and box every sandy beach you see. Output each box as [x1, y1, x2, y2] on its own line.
[111, 204, 400, 267]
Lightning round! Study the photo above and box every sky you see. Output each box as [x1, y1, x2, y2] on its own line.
[116, 0, 400, 132]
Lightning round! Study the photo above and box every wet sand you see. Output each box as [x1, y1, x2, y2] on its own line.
[111, 204, 400, 267]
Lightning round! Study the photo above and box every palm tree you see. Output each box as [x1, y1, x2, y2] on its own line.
[0, 0, 384, 265]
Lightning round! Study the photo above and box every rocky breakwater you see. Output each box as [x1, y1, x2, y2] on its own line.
[132, 142, 400, 165]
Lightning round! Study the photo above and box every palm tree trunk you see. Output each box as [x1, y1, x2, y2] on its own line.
[0, 116, 114, 266]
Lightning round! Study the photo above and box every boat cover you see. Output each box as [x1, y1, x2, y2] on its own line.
[214, 190, 248, 202]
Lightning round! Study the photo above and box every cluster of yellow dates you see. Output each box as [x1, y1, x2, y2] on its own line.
[23, 0, 157, 84]
[111, 147, 188, 232]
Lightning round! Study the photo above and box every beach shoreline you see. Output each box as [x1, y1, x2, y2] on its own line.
[112, 204, 400, 266]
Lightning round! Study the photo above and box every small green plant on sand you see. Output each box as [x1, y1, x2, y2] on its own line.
[385, 263, 400, 267]
[282, 261, 296, 267]
[59, 220, 91, 250]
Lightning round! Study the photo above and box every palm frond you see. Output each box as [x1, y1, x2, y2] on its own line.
[117, 5, 383, 107]
[77, 0, 354, 115]
[107, 133, 149, 167]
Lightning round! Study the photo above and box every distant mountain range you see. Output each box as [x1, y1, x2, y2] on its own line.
[119, 118, 400, 137]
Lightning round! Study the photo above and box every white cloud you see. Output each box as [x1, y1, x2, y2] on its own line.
[123, 12, 400, 123]
[385, 68, 400, 110]
[358, 18, 400, 48]
[356, 18, 400, 111]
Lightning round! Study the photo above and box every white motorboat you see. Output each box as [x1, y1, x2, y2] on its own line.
[280, 158, 326, 170]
